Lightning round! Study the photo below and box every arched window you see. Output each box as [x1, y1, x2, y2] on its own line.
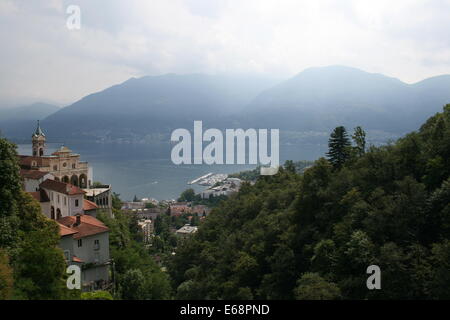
[70, 175, 79, 187]
[56, 209, 62, 220]
[51, 206, 55, 220]
[79, 174, 87, 188]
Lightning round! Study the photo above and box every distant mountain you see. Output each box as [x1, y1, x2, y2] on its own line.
[2, 67, 450, 143]
[0, 102, 59, 121]
[242, 66, 450, 134]
[39, 74, 279, 142]
[0, 103, 60, 140]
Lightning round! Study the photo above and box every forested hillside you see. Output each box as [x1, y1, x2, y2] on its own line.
[0, 138, 76, 299]
[169, 105, 450, 300]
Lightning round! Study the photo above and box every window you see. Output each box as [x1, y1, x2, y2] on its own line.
[53, 165, 58, 171]
[63, 162, 67, 167]
[51, 192, 54, 201]
[72, 163, 76, 169]
[64, 197, 67, 206]
[75, 199, 79, 207]
[57, 194, 60, 203]
[77, 239, 82, 247]
[63, 250, 70, 262]
[94, 239, 100, 250]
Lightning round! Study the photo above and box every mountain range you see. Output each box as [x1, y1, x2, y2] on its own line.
[2, 66, 450, 144]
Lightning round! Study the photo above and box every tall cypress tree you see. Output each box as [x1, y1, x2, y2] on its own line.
[352, 126, 366, 157]
[327, 126, 351, 169]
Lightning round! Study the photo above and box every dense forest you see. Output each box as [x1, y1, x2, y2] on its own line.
[1, 104, 449, 300]
[168, 105, 450, 300]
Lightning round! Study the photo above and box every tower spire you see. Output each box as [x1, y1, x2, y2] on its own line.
[34, 120, 45, 137]
[32, 120, 46, 157]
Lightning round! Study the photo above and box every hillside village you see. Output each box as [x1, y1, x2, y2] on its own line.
[17, 121, 233, 293]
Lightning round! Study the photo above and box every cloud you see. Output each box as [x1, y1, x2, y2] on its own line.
[1, 0, 450, 106]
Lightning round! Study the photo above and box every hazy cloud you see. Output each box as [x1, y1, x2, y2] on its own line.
[1, 0, 450, 107]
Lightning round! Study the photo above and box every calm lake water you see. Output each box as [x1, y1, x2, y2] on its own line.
[17, 142, 326, 201]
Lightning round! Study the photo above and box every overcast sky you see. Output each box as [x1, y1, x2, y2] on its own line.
[1, 0, 450, 107]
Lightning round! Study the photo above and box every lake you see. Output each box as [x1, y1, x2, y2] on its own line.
[17, 141, 326, 201]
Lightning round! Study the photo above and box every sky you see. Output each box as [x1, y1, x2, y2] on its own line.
[1, 0, 450, 107]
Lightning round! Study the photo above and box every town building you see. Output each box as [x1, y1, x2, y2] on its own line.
[200, 177, 242, 199]
[19, 121, 93, 188]
[175, 224, 198, 239]
[169, 202, 191, 216]
[137, 219, 154, 243]
[39, 179, 85, 219]
[21, 169, 54, 192]
[83, 184, 113, 216]
[19, 122, 112, 292]
[57, 214, 111, 291]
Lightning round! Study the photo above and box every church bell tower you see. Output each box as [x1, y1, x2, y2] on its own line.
[32, 120, 46, 157]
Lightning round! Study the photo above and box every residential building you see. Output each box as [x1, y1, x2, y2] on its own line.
[170, 202, 191, 216]
[137, 219, 154, 243]
[21, 169, 54, 192]
[39, 179, 85, 219]
[175, 224, 198, 239]
[57, 214, 110, 292]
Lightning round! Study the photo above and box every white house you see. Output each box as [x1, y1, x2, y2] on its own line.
[21, 169, 54, 192]
[39, 179, 85, 219]
[57, 214, 111, 292]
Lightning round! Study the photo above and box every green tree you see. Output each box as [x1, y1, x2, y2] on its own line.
[327, 126, 351, 169]
[1, 137, 70, 300]
[178, 188, 196, 202]
[81, 290, 113, 300]
[0, 138, 21, 248]
[112, 192, 122, 211]
[284, 160, 296, 174]
[352, 126, 366, 157]
[120, 269, 146, 300]
[294, 273, 341, 300]
[0, 249, 13, 299]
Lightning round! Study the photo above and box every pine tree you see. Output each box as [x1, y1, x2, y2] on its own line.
[327, 126, 351, 169]
[352, 126, 366, 157]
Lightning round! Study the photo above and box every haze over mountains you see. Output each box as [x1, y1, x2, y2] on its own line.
[0, 102, 59, 121]
[0, 103, 60, 139]
[2, 66, 450, 144]
[244, 66, 450, 133]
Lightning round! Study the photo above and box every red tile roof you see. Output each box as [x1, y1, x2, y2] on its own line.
[18, 155, 50, 168]
[28, 189, 50, 203]
[20, 169, 49, 180]
[72, 256, 84, 263]
[57, 222, 78, 237]
[40, 179, 85, 196]
[83, 199, 98, 211]
[57, 215, 109, 239]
